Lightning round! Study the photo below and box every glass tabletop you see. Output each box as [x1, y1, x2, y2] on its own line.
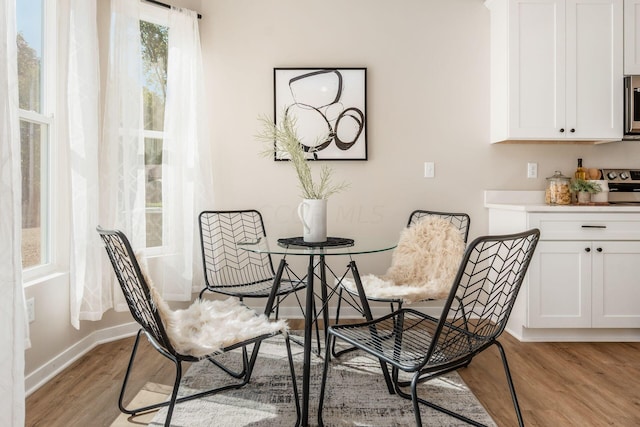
[236, 236, 397, 256]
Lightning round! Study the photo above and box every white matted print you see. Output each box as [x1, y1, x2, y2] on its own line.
[274, 68, 367, 161]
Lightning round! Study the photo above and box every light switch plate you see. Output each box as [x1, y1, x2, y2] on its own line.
[424, 162, 435, 178]
[527, 162, 538, 179]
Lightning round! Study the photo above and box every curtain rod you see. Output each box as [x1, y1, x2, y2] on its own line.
[144, 0, 203, 19]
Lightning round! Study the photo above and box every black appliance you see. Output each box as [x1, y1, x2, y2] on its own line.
[624, 76, 640, 139]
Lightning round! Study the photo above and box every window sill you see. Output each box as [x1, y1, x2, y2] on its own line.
[23, 270, 69, 289]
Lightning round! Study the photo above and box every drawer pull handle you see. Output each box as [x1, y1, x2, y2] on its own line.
[581, 225, 606, 229]
[597, 247, 603, 252]
[585, 247, 591, 252]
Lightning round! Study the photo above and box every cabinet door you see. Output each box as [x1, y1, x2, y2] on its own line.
[592, 241, 640, 327]
[566, 0, 623, 140]
[508, 0, 566, 139]
[624, 0, 640, 74]
[528, 241, 591, 327]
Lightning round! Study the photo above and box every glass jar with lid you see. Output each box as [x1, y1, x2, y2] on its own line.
[545, 171, 571, 205]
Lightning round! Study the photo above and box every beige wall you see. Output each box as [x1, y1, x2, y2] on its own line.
[25, 0, 640, 387]
[199, 0, 640, 277]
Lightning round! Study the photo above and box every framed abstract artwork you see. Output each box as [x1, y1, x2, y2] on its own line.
[273, 67, 367, 161]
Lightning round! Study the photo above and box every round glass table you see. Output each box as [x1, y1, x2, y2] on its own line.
[238, 235, 397, 426]
[236, 235, 397, 256]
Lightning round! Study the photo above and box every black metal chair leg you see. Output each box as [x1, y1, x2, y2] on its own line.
[116, 331, 185, 426]
[198, 287, 208, 299]
[284, 334, 302, 427]
[349, 261, 395, 394]
[331, 289, 349, 357]
[409, 374, 423, 427]
[199, 295, 250, 379]
[330, 287, 361, 358]
[334, 287, 344, 326]
[164, 359, 183, 427]
[395, 372, 487, 427]
[330, 289, 355, 358]
[494, 341, 525, 427]
[205, 346, 248, 379]
[118, 329, 145, 415]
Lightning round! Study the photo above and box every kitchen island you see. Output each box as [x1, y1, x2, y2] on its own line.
[485, 190, 640, 342]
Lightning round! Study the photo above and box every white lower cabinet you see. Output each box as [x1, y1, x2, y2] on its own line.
[529, 240, 640, 328]
[486, 206, 640, 340]
[592, 241, 640, 327]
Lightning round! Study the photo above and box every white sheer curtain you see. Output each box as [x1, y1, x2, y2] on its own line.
[97, 2, 211, 307]
[160, 7, 213, 299]
[100, 0, 145, 311]
[65, 0, 103, 328]
[101, 0, 145, 244]
[0, 0, 28, 424]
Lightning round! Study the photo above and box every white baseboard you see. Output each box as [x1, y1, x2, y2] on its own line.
[25, 321, 139, 397]
[506, 325, 640, 342]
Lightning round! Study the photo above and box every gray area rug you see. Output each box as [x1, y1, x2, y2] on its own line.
[150, 335, 496, 426]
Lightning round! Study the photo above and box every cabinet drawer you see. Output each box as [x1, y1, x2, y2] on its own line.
[529, 213, 640, 240]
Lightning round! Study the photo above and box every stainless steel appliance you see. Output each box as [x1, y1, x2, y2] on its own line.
[624, 76, 640, 139]
[600, 168, 640, 203]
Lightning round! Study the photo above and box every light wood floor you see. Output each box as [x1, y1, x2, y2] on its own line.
[26, 329, 640, 427]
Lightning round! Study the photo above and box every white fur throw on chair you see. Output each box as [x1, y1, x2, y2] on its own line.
[137, 256, 287, 359]
[342, 216, 465, 303]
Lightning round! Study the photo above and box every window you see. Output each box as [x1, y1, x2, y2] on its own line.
[140, 9, 168, 248]
[17, 0, 55, 271]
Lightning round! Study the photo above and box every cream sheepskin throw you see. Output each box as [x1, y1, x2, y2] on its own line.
[342, 217, 465, 303]
[136, 255, 287, 359]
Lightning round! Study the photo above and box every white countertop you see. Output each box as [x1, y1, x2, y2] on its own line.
[484, 190, 640, 213]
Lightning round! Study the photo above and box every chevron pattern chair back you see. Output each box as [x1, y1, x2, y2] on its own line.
[407, 209, 471, 243]
[199, 210, 275, 290]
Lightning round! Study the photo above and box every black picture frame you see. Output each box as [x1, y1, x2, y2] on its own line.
[273, 67, 367, 161]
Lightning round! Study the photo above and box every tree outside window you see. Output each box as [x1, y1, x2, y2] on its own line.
[140, 20, 168, 247]
[17, 0, 50, 269]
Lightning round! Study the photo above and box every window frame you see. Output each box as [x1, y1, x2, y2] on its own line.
[19, 0, 58, 281]
[139, 2, 169, 253]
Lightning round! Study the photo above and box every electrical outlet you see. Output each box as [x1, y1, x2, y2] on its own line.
[26, 297, 35, 323]
[424, 162, 435, 178]
[527, 162, 538, 179]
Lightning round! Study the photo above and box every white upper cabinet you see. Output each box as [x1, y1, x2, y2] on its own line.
[625, 0, 640, 74]
[486, 0, 624, 143]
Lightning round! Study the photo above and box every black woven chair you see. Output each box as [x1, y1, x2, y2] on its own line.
[332, 210, 470, 357]
[199, 210, 307, 311]
[199, 210, 322, 357]
[97, 226, 300, 427]
[319, 229, 540, 427]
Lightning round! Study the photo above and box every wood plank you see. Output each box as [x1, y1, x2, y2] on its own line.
[26, 332, 640, 426]
[457, 334, 640, 426]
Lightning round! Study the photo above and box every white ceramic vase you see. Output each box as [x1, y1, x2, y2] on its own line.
[297, 199, 327, 243]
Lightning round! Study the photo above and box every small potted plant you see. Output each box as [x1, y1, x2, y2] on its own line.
[570, 178, 602, 204]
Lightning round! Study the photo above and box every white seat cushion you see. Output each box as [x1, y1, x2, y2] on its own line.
[341, 216, 465, 303]
[162, 297, 287, 358]
[137, 255, 287, 359]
